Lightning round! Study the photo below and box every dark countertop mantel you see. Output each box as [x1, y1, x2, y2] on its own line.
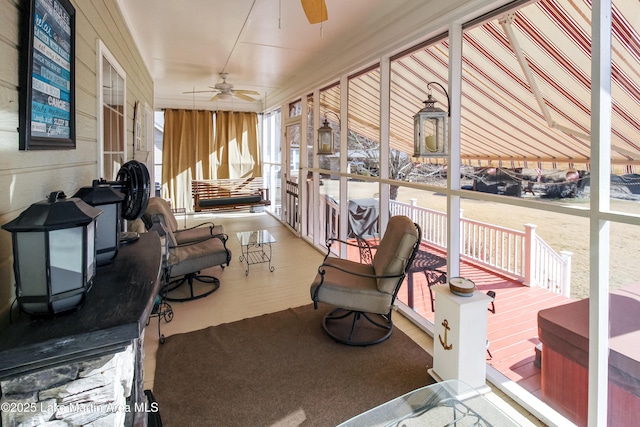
[0, 232, 162, 379]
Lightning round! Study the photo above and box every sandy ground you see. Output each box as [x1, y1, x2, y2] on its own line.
[323, 180, 640, 300]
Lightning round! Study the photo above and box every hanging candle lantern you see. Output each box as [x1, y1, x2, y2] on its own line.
[413, 82, 450, 158]
[317, 116, 335, 155]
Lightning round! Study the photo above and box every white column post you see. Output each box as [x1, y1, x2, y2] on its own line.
[560, 251, 573, 298]
[379, 55, 391, 231]
[524, 224, 537, 287]
[300, 94, 308, 237]
[313, 89, 321, 247]
[446, 21, 463, 278]
[339, 74, 349, 253]
[590, 0, 612, 425]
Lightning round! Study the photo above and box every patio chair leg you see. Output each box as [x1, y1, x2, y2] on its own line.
[166, 272, 220, 302]
[322, 308, 394, 346]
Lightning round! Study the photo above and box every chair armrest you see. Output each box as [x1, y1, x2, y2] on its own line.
[211, 233, 229, 244]
[325, 237, 362, 248]
[184, 222, 217, 233]
[174, 232, 228, 247]
[211, 233, 232, 264]
[324, 237, 367, 259]
[317, 261, 405, 280]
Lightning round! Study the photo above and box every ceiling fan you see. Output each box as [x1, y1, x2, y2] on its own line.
[185, 73, 260, 102]
[301, 0, 328, 24]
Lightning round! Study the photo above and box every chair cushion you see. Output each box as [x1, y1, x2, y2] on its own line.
[310, 258, 393, 315]
[372, 216, 419, 293]
[168, 237, 230, 277]
[144, 198, 179, 232]
[198, 195, 262, 207]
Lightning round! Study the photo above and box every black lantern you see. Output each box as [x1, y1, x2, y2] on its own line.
[317, 116, 335, 155]
[2, 191, 101, 316]
[413, 82, 450, 157]
[74, 180, 125, 265]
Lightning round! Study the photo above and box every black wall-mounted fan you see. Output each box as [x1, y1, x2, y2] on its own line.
[84, 160, 151, 221]
[112, 160, 151, 220]
[74, 160, 151, 263]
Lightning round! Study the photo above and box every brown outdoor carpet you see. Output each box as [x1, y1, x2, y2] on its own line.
[152, 304, 434, 426]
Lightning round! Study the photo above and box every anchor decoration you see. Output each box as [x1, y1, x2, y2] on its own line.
[439, 319, 453, 350]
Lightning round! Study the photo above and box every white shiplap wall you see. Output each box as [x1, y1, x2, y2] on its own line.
[0, 0, 154, 325]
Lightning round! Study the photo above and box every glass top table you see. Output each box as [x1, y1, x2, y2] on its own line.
[338, 380, 520, 427]
[236, 230, 276, 276]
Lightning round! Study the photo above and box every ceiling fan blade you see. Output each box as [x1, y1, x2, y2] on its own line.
[234, 93, 257, 102]
[210, 93, 221, 102]
[301, 0, 327, 24]
[234, 89, 261, 96]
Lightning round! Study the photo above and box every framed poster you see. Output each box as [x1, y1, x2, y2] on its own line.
[19, 0, 76, 150]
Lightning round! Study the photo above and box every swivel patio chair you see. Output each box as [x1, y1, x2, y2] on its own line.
[143, 198, 231, 302]
[143, 197, 226, 244]
[310, 215, 421, 346]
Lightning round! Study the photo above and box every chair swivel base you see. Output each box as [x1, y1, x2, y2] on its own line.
[166, 272, 220, 302]
[322, 308, 393, 346]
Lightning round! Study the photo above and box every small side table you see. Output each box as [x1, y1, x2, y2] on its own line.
[236, 230, 276, 275]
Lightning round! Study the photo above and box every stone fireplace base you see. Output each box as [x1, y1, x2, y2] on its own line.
[0, 233, 162, 427]
[0, 336, 153, 427]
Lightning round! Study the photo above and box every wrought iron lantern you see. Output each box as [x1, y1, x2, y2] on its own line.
[413, 82, 450, 157]
[317, 116, 335, 155]
[74, 180, 125, 265]
[2, 191, 101, 316]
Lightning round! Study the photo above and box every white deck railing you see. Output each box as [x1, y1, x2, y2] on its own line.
[528, 228, 573, 298]
[460, 216, 525, 279]
[315, 194, 572, 296]
[390, 199, 572, 297]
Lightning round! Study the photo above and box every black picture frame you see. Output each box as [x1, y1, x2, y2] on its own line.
[19, 0, 76, 150]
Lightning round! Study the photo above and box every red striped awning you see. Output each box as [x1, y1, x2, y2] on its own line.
[343, 0, 640, 173]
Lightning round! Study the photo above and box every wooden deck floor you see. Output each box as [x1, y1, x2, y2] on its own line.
[347, 241, 573, 399]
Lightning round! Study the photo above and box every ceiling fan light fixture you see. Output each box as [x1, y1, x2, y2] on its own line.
[191, 73, 258, 102]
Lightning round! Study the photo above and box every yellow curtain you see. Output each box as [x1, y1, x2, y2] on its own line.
[214, 111, 261, 178]
[161, 109, 214, 210]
